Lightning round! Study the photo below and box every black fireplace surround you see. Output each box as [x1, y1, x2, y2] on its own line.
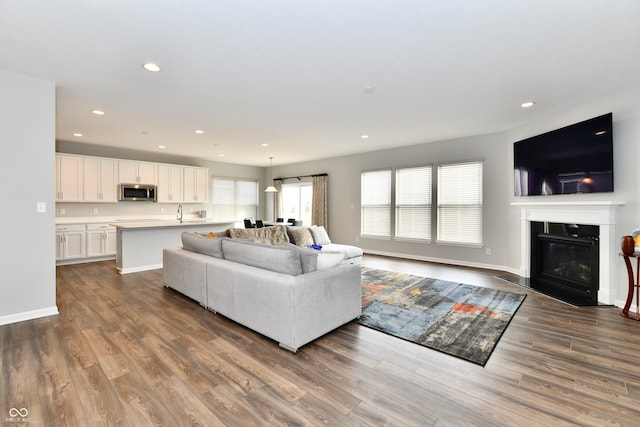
[530, 222, 599, 306]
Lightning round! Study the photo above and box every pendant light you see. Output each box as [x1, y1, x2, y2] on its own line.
[265, 156, 278, 192]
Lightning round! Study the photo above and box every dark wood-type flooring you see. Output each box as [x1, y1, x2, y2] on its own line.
[2, 255, 640, 426]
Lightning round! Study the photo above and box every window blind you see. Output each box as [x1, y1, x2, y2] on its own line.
[361, 169, 391, 237]
[211, 178, 258, 221]
[437, 161, 483, 245]
[395, 165, 432, 240]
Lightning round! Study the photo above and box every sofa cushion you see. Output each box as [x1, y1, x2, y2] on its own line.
[181, 232, 224, 258]
[222, 239, 303, 275]
[229, 225, 290, 246]
[323, 243, 363, 259]
[310, 225, 332, 245]
[288, 227, 315, 247]
[291, 245, 318, 273]
[317, 251, 344, 270]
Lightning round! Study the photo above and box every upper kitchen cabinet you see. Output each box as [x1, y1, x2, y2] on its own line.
[118, 160, 157, 185]
[83, 157, 117, 202]
[183, 166, 209, 203]
[56, 154, 84, 202]
[157, 163, 184, 203]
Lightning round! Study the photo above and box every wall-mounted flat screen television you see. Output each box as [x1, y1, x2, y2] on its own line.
[513, 113, 613, 196]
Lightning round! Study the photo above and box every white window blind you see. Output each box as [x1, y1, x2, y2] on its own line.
[361, 169, 391, 237]
[211, 178, 258, 221]
[437, 161, 483, 245]
[395, 165, 432, 240]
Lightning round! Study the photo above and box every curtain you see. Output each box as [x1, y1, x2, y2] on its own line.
[273, 179, 283, 220]
[312, 175, 328, 229]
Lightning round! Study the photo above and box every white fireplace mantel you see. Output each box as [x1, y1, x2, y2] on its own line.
[511, 200, 625, 305]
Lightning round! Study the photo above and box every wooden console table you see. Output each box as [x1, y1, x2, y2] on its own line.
[620, 253, 640, 320]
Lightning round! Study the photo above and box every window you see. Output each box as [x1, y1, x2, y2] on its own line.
[361, 169, 391, 237]
[437, 160, 483, 245]
[211, 178, 258, 221]
[281, 182, 312, 225]
[395, 166, 432, 240]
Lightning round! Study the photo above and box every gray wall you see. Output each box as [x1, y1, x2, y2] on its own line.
[270, 131, 511, 271]
[0, 70, 57, 324]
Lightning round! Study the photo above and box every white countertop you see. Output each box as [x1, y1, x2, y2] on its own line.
[113, 219, 233, 230]
[55, 215, 228, 225]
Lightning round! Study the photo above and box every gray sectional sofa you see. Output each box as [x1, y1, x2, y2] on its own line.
[163, 226, 362, 352]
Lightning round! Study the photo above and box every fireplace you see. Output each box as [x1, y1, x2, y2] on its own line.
[512, 201, 624, 306]
[530, 222, 599, 305]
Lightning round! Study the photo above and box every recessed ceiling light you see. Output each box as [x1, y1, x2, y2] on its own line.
[143, 62, 161, 72]
[361, 135, 369, 139]
[194, 129, 204, 134]
[72, 133, 83, 137]
[158, 145, 166, 149]
[92, 109, 105, 115]
[218, 153, 225, 157]
[520, 101, 536, 108]
[261, 143, 269, 147]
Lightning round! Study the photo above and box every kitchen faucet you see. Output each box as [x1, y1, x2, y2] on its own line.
[177, 204, 183, 223]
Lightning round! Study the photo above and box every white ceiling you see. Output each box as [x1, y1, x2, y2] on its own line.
[2, 1, 640, 167]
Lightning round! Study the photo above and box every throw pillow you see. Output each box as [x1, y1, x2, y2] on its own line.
[221, 239, 303, 275]
[316, 251, 344, 270]
[310, 225, 331, 245]
[206, 231, 217, 238]
[181, 232, 224, 258]
[288, 227, 315, 247]
[290, 244, 318, 273]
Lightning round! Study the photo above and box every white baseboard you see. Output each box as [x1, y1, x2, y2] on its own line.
[363, 249, 521, 276]
[118, 263, 163, 275]
[0, 306, 59, 326]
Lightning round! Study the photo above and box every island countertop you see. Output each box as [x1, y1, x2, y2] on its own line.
[112, 219, 232, 230]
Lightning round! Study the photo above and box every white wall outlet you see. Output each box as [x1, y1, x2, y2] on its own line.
[59, 208, 65, 215]
[485, 248, 491, 255]
[93, 208, 99, 214]
[36, 202, 46, 213]
[355, 236, 360, 242]
[160, 207, 165, 213]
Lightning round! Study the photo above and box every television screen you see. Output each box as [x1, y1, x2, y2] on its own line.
[513, 113, 613, 196]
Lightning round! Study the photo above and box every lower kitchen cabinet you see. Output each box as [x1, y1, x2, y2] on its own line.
[56, 224, 86, 261]
[86, 223, 117, 258]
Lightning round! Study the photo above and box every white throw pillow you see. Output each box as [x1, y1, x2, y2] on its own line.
[310, 225, 332, 245]
[316, 251, 344, 270]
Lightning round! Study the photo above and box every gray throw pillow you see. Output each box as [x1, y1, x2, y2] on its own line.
[181, 232, 224, 258]
[221, 239, 303, 275]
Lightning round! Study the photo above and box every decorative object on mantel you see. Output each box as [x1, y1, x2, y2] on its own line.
[622, 235, 635, 256]
[632, 228, 640, 253]
[359, 267, 526, 366]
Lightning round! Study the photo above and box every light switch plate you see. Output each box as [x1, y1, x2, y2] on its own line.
[36, 202, 46, 213]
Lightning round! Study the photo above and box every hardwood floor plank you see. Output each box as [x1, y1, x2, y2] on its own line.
[3, 257, 640, 426]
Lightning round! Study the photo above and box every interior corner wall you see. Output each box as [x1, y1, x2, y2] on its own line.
[0, 69, 58, 325]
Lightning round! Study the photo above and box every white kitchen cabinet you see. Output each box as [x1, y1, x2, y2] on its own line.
[56, 224, 86, 260]
[157, 164, 184, 203]
[56, 154, 84, 202]
[183, 166, 209, 203]
[118, 160, 157, 185]
[86, 223, 117, 257]
[83, 157, 118, 202]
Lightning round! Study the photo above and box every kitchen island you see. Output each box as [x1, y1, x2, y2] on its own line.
[114, 219, 234, 274]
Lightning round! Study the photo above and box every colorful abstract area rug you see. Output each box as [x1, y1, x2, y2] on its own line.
[358, 268, 526, 366]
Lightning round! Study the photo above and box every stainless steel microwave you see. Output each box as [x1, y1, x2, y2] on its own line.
[119, 184, 157, 201]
